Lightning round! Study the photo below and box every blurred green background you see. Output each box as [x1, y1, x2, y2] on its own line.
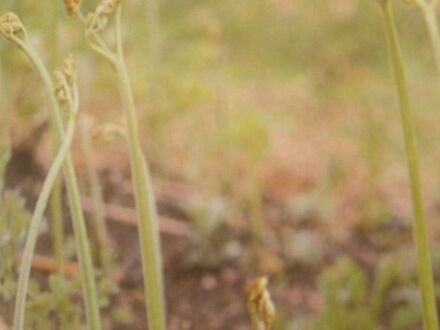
[2, 0, 440, 329]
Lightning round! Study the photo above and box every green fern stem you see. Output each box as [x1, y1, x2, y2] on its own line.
[114, 6, 166, 330]
[13, 103, 76, 330]
[9, 36, 102, 330]
[48, 0, 65, 275]
[380, 2, 439, 329]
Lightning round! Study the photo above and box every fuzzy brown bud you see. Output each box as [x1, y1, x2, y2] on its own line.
[64, 0, 81, 16]
[247, 277, 276, 330]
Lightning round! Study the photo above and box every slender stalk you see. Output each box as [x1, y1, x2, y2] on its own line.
[146, 0, 160, 72]
[13, 98, 76, 330]
[416, 0, 440, 75]
[0, 38, 10, 131]
[114, 7, 166, 329]
[145, 0, 160, 102]
[380, 2, 439, 329]
[79, 115, 111, 273]
[48, 0, 59, 69]
[48, 0, 65, 274]
[361, 105, 382, 225]
[248, 172, 263, 246]
[3, 25, 102, 330]
[49, 156, 64, 273]
[74, 2, 166, 326]
[0, 45, 7, 122]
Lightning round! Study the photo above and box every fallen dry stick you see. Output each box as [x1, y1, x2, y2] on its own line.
[15, 253, 79, 278]
[122, 178, 196, 202]
[14, 200, 190, 283]
[16, 253, 136, 284]
[81, 197, 191, 237]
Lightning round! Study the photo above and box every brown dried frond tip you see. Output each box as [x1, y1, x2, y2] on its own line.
[87, 0, 122, 33]
[62, 54, 76, 84]
[53, 55, 77, 104]
[0, 12, 25, 40]
[64, 0, 81, 16]
[247, 276, 276, 330]
[53, 71, 68, 104]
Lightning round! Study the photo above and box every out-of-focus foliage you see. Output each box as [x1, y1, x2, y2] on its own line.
[0, 191, 31, 308]
[299, 257, 421, 330]
[2, 0, 440, 328]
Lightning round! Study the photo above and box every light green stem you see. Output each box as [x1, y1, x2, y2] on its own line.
[0, 37, 10, 129]
[0, 45, 7, 120]
[9, 37, 102, 330]
[381, 2, 439, 329]
[79, 116, 111, 273]
[249, 173, 263, 246]
[114, 6, 166, 329]
[13, 107, 76, 330]
[47, 0, 65, 275]
[48, 0, 59, 69]
[145, 0, 160, 100]
[78, 2, 167, 326]
[49, 160, 64, 273]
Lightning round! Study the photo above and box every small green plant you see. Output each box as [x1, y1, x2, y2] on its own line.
[378, 1, 439, 329]
[307, 257, 418, 330]
[0, 124, 22, 327]
[184, 196, 233, 267]
[0, 12, 102, 330]
[65, 1, 166, 328]
[359, 105, 390, 227]
[0, 139, 83, 330]
[26, 275, 85, 330]
[0, 191, 31, 324]
[214, 111, 269, 248]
